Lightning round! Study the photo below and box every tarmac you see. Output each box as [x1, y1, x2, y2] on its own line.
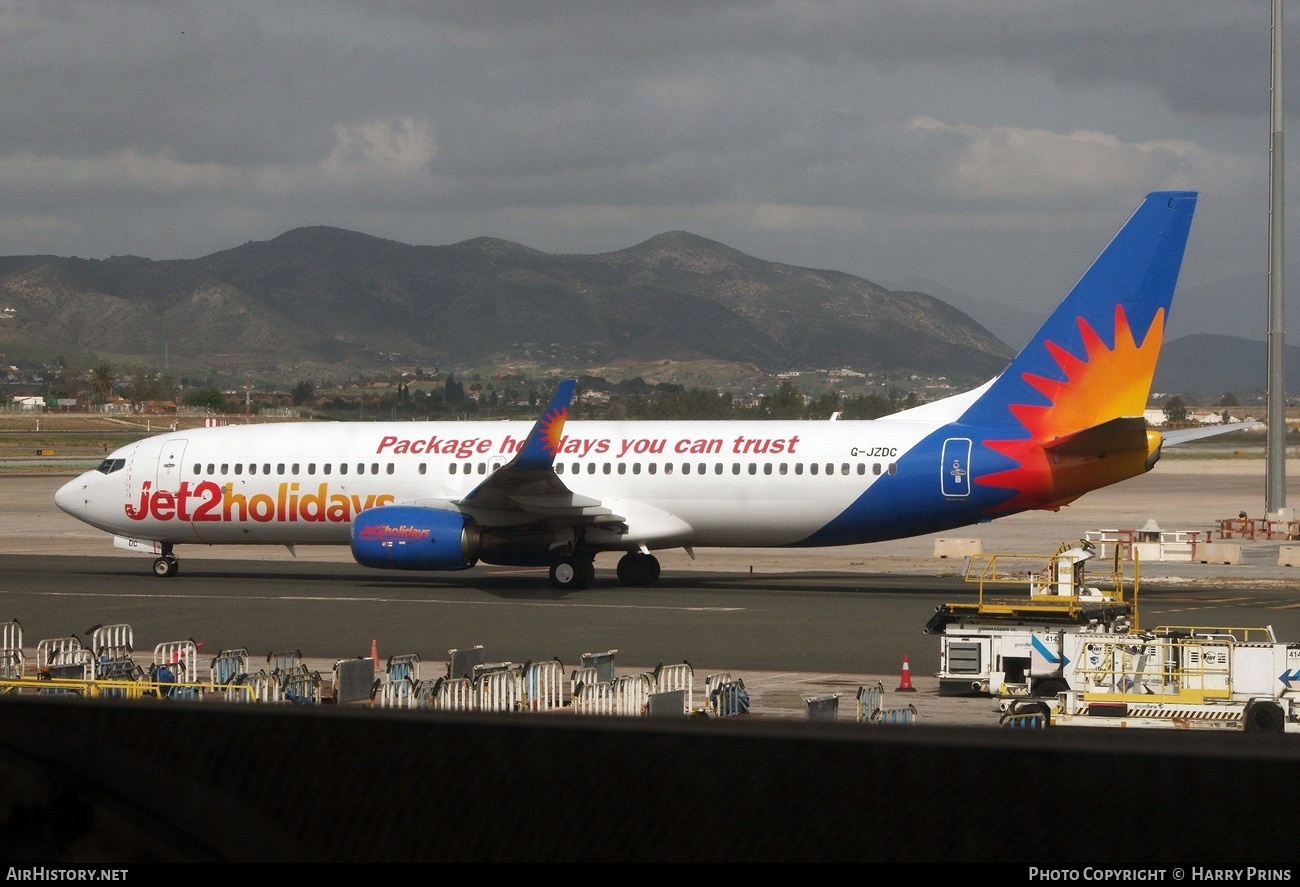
[5, 450, 1300, 726]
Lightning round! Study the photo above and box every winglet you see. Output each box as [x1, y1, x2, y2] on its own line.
[511, 379, 576, 471]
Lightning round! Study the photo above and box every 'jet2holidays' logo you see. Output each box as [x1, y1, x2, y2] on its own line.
[125, 480, 394, 523]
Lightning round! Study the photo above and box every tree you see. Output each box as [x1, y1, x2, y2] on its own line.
[183, 387, 227, 411]
[291, 381, 316, 406]
[88, 364, 115, 404]
[1218, 392, 1239, 407]
[1162, 395, 1189, 424]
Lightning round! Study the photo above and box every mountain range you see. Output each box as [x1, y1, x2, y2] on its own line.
[0, 228, 1011, 389]
[0, 226, 1283, 399]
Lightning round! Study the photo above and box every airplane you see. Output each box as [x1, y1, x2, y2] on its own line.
[56, 190, 1233, 589]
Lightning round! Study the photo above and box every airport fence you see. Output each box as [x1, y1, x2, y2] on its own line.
[0, 622, 773, 719]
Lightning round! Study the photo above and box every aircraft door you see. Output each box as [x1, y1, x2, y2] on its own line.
[156, 439, 188, 491]
[940, 438, 971, 498]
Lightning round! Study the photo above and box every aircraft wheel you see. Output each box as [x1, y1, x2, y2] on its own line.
[153, 555, 179, 578]
[550, 555, 592, 590]
[616, 552, 661, 587]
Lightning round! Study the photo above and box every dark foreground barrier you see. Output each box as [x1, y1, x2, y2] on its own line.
[0, 695, 1296, 864]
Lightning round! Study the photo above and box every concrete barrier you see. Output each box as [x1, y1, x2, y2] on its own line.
[933, 538, 981, 558]
[1196, 542, 1242, 565]
[1279, 545, 1300, 567]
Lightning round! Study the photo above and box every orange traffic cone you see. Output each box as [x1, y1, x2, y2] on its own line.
[371, 638, 380, 674]
[896, 655, 916, 692]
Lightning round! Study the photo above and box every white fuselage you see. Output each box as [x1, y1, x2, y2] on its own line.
[55, 416, 941, 552]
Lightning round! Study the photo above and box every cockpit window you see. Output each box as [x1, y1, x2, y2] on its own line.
[95, 458, 126, 475]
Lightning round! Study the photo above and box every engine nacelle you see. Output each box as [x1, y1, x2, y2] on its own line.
[350, 505, 479, 571]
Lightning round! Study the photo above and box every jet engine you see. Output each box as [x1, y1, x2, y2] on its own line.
[350, 505, 480, 571]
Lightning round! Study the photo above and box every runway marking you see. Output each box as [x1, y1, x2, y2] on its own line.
[1, 590, 743, 612]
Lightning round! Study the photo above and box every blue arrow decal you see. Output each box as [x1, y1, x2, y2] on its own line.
[1032, 635, 1069, 669]
[1280, 669, 1299, 689]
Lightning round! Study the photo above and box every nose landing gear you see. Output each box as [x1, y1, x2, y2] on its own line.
[152, 544, 179, 577]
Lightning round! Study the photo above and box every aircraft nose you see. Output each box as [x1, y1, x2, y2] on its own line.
[54, 475, 88, 516]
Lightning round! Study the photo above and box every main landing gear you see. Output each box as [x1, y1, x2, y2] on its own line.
[616, 552, 660, 588]
[546, 551, 662, 589]
[152, 544, 179, 578]
[549, 553, 596, 590]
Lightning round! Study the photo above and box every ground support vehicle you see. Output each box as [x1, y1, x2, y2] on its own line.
[926, 541, 1138, 698]
[1001, 625, 1300, 733]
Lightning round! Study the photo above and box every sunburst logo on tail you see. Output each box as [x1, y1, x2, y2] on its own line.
[537, 405, 568, 456]
[977, 304, 1164, 512]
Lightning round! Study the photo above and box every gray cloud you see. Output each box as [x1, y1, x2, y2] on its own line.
[0, 0, 1287, 328]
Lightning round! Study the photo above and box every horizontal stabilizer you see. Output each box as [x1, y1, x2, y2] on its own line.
[1161, 420, 1257, 447]
[1044, 417, 1150, 458]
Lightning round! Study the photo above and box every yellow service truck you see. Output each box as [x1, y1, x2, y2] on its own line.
[1001, 625, 1300, 733]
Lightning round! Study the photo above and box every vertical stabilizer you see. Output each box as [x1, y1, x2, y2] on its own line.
[960, 191, 1198, 513]
[960, 191, 1197, 434]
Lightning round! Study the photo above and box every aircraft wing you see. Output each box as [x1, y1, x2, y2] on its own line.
[455, 380, 627, 529]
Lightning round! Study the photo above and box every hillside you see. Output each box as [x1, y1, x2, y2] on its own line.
[0, 229, 1013, 387]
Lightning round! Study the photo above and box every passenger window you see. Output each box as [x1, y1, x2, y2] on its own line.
[587, 463, 596, 475]
[873, 463, 881, 475]
[450, 463, 459, 475]
[478, 463, 487, 475]
[386, 464, 394, 475]
[682, 463, 691, 475]
[732, 464, 741, 475]
[554, 464, 563, 475]
[206, 463, 214, 474]
[221, 463, 229, 474]
[857, 464, 865, 475]
[356, 463, 365, 475]
[249, 464, 258, 476]
[264, 464, 271, 475]
[888, 463, 897, 475]
[748, 464, 756, 475]
[649, 464, 657, 475]
[664, 463, 674, 475]
[794, 464, 803, 476]
[278, 464, 286, 475]
[779, 463, 788, 475]
[603, 463, 611, 474]
[340, 464, 348, 475]
[826, 463, 834, 476]
[371, 463, 379, 474]
[633, 463, 641, 475]
[324, 464, 332, 475]
[418, 464, 427, 476]
[763, 463, 772, 475]
[235, 464, 244, 475]
[618, 464, 627, 475]
[810, 464, 818, 476]
[715, 463, 723, 475]
[308, 463, 316, 475]
[698, 463, 707, 475]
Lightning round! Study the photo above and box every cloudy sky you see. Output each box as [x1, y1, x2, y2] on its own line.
[1, 1, 1290, 329]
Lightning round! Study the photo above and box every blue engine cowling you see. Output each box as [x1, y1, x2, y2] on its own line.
[350, 505, 479, 571]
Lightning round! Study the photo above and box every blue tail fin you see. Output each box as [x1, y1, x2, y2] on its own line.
[960, 191, 1197, 433]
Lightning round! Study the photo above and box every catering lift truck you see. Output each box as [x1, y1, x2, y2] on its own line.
[926, 540, 1138, 698]
[1002, 625, 1300, 733]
